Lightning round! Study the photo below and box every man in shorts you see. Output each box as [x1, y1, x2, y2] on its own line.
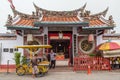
[31, 54, 39, 78]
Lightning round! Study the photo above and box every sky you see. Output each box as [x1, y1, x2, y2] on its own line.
[0, 0, 120, 33]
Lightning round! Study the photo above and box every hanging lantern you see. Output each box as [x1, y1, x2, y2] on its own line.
[27, 34, 33, 42]
[59, 31, 63, 39]
[88, 34, 94, 42]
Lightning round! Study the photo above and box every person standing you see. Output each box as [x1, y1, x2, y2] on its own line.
[31, 54, 39, 78]
[47, 51, 51, 62]
[49, 49, 56, 69]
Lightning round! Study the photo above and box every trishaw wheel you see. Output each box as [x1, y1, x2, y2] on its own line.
[16, 66, 25, 76]
[37, 68, 44, 77]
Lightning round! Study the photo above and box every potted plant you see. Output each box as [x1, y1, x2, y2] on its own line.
[21, 56, 27, 65]
[14, 52, 21, 67]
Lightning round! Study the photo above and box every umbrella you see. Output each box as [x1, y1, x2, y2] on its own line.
[98, 42, 120, 50]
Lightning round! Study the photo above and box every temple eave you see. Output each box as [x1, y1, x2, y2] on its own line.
[82, 26, 114, 30]
[34, 21, 89, 27]
[6, 26, 39, 30]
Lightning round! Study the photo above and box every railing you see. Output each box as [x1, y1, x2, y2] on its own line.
[73, 57, 111, 71]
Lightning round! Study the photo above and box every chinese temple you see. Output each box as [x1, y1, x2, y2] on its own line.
[5, 3, 115, 64]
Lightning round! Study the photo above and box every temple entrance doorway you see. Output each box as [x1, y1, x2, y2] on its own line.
[48, 31, 72, 67]
[50, 39, 70, 59]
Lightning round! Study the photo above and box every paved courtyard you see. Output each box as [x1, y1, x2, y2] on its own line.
[0, 71, 120, 80]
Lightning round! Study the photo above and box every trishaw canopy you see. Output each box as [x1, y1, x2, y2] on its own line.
[15, 45, 52, 59]
[15, 45, 52, 49]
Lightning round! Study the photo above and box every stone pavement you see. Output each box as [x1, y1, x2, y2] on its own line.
[0, 71, 120, 80]
[0, 68, 15, 73]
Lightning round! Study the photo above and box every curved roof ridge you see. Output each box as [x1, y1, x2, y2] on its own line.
[90, 7, 109, 17]
[33, 2, 87, 12]
[99, 16, 109, 25]
[11, 7, 40, 20]
[11, 7, 31, 17]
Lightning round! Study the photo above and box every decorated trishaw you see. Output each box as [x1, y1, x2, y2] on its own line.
[15, 45, 52, 77]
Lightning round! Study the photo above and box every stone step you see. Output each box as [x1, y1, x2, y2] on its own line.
[49, 66, 73, 72]
[56, 60, 69, 66]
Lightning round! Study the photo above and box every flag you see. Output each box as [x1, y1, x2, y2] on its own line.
[8, 0, 15, 9]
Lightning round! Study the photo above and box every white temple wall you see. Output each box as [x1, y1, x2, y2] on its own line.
[96, 34, 120, 46]
[96, 35, 107, 46]
[0, 35, 23, 65]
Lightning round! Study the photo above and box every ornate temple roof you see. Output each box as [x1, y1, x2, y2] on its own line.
[5, 3, 115, 30]
[15, 18, 34, 26]
[41, 16, 79, 22]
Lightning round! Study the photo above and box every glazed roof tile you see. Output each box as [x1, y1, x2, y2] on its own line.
[12, 17, 106, 27]
[89, 19, 105, 26]
[15, 19, 34, 26]
[41, 16, 80, 22]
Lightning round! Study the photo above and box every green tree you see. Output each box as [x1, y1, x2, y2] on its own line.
[21, 56, 27, 65]
[14, 52, 21, 66]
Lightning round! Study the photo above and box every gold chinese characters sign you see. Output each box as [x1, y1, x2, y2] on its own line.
[103, 36, 120, 40]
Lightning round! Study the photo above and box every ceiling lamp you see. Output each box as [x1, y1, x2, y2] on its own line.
[59, 31, 63, 39]
[88, 34, 94, 42]
[27, 34, 33, 42]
